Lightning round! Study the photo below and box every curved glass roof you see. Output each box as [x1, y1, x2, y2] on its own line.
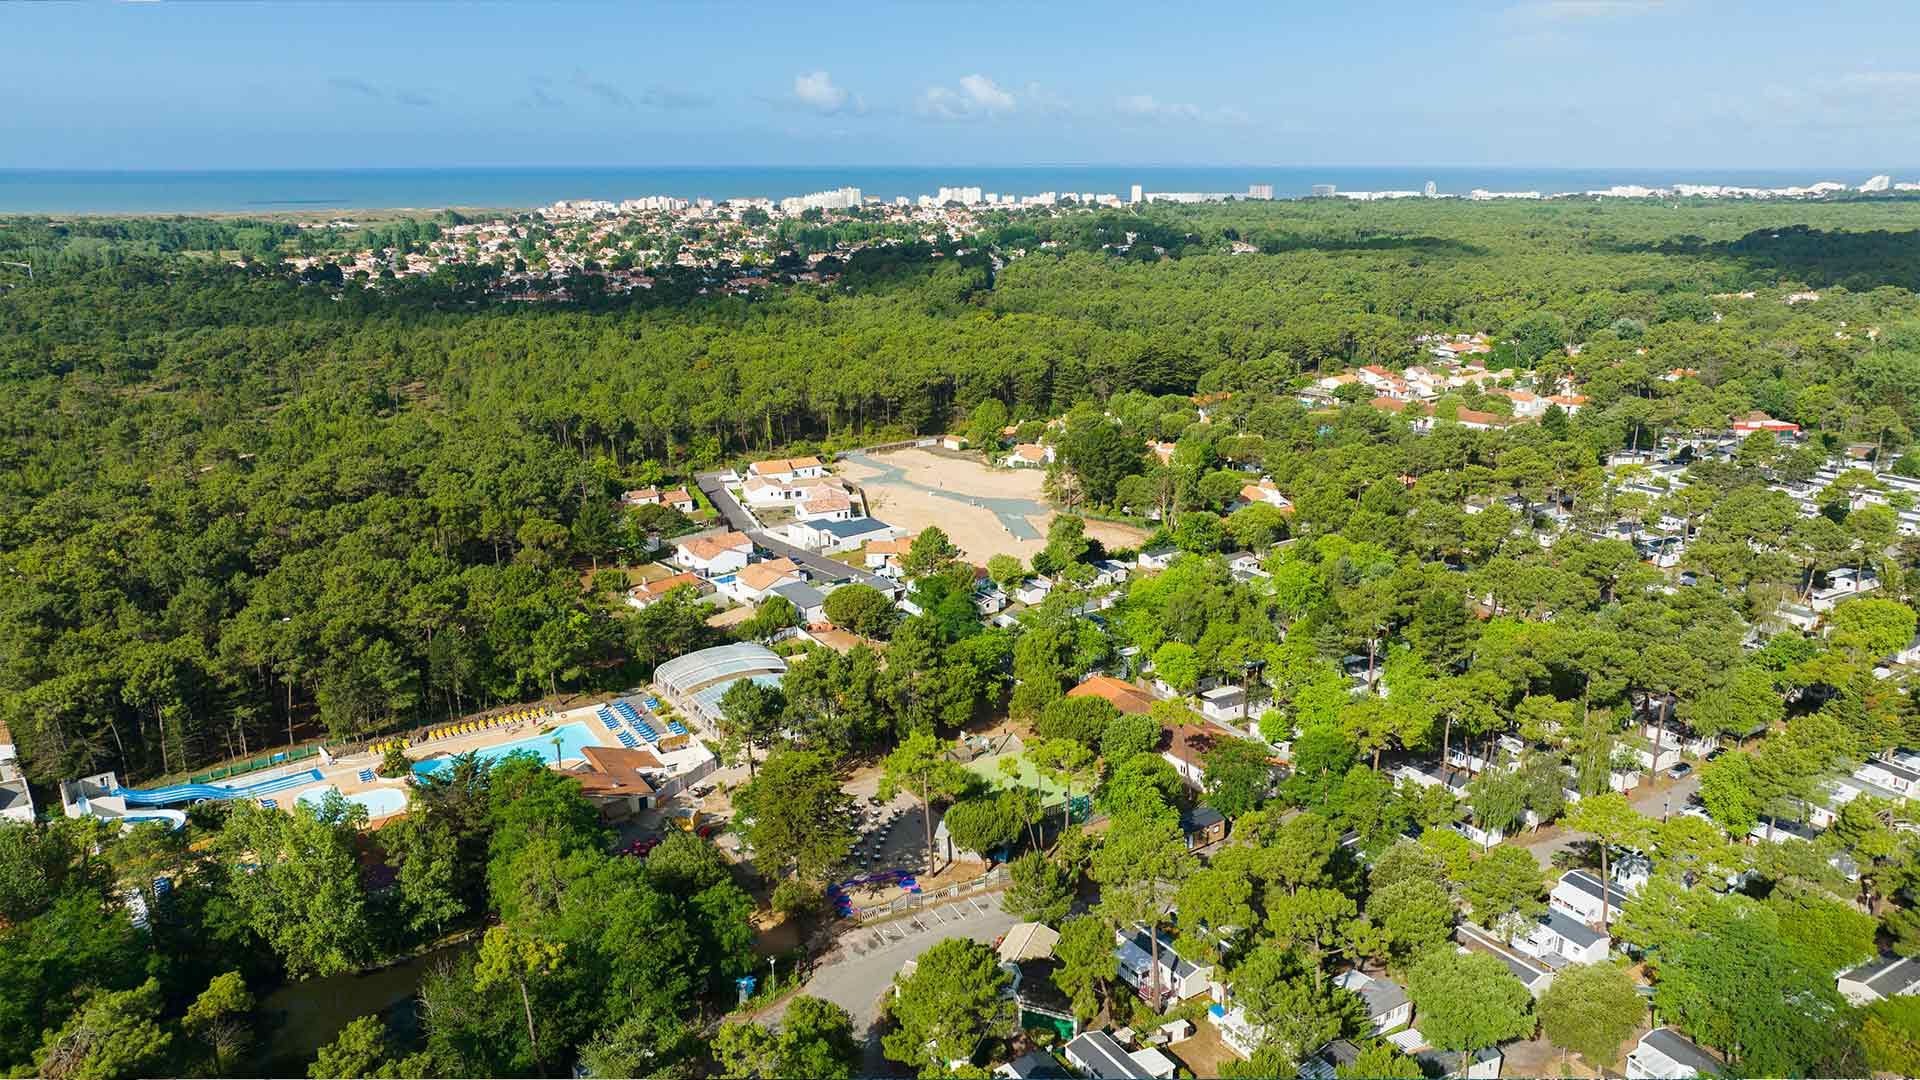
[654, 643, 787, 694]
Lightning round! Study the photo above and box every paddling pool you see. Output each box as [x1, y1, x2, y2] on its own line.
[295, 785, 409, 818]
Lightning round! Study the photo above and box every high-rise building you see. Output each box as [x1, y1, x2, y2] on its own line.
[1311, 184, 1336, 198]
[1247, 183, 1273, 200]
[1424, 180, 1438, 197]
[1130, 184, 1143, 204]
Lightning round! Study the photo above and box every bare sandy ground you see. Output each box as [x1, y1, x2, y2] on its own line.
[839, 449, 1147, 563]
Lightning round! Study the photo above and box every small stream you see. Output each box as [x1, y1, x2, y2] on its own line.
[255, 941, 472, 1074]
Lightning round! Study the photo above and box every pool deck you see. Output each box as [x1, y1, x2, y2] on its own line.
[305, 700, 629, 821]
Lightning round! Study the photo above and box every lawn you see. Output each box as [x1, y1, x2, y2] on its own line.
[964, 752, 1072, 805]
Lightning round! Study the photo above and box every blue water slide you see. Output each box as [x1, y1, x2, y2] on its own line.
[112, 767, 324, 807]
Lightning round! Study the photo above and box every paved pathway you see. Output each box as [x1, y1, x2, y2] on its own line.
[765, 893, 1016, 1076]
[693, 470, 894, 590]
[841, 450, 1046, 540]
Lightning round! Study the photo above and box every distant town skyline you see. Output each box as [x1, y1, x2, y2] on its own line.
[4, 0, 1918, 171]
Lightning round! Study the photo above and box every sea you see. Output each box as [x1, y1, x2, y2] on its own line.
[0, 166, 1903, 215]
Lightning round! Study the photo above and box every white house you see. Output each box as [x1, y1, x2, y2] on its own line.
[1775, 602, 1820, 631]
[1199, 685, 1250, 723]
[1856, 757, 1920, 797]
[1333, 969, 1412, 1034]
[1643, 723, 1718, 759]
[1896, 634, 1920, 667]
[1838, 954, 1920, 1005]
[739, 475, 799, 507]
[1452, 819, 1506, 849]
[1064, 1031, 1173, 1080]
[795, 490, 854, 522]
[1747, 815, 1820, 844]
[1015, 576, 1055, 605]
[1455, 923, 1555, 999]
[1514, 909, 1611, 966]
[1115, 926, 1213, 1004]
[626, 572, 716, 610]
[1207, 1001, 1261, 1059]
[1549, 870, 1617, 925]
[1626, 1028, 1722, 1079]
[0, 727, 31, 825]
[1005, 443, 1053, 468]
[627, 486, 697, 513]
[1136, 547, 1180, 572]
[675, 531, 752, 576]
[771, 581, 828, 625]
[783, 517, 901, 554]
[1415, 1046, 1504, 1080]
[747, 456, 827, 483]
[1234, 481, 1293, 512]
[862, 534, 916, 578]
[720, 558, 804, 604]
[1810, 569, 1881, 612]
[1629, 742, 1683, 773]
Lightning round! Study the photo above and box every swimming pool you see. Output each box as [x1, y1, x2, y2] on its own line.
[295, 785, 409, 818]
[409, 721, 602, 777]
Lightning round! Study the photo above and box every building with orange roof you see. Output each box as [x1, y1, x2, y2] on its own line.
[674, 531, 752, 576]
[747, 456, 827, 481]
[1067, 675, 1157, 715]
[725, 557, 804, 603]
[571, 746, 662, 815]
[626, 572, 714, 609]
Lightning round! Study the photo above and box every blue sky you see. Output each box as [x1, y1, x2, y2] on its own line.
[3, 0, 1916, 170]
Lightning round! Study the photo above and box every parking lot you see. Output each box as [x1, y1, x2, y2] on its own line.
[843, 892, 1005, 956]
[766, 890, 1017, 1076]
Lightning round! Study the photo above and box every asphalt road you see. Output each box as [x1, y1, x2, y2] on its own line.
[765, 893, 1017, 1076]
[1523, 768, 1704, 869]
[693, 470, 894, 591]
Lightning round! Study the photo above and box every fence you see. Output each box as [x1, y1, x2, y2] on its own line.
[188, 744, 320, 785]
[845, 865, 1009, 925]
[848, 439, 931, 456]
[650, 755, 719, 800]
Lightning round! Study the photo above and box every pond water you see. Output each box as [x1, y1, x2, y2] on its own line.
[256, 941, 470, 1074]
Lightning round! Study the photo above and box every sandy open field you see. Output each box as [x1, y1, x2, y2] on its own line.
[838, 448, 1148, 563]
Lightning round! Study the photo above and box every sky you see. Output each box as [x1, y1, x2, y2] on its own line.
[2, 0, 1917, 171]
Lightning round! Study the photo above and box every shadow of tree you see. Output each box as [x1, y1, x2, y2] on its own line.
[1598, 225, 1920, 291]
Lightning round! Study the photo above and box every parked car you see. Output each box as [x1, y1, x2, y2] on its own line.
[1668, 763, 1694, 780]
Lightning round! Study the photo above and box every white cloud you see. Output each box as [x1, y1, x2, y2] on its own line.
[792, 71, 850, 114]
[958, 74, 1015, 110]
[1114, 94, 1248, 126]
[918, 74, 1016, 119]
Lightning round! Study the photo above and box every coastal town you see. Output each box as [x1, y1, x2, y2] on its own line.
[17, 0, 1920, 1074]
[271, 172, 1920, 305]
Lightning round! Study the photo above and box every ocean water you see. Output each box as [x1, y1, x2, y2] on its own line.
[0, 165, 1903, 215]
